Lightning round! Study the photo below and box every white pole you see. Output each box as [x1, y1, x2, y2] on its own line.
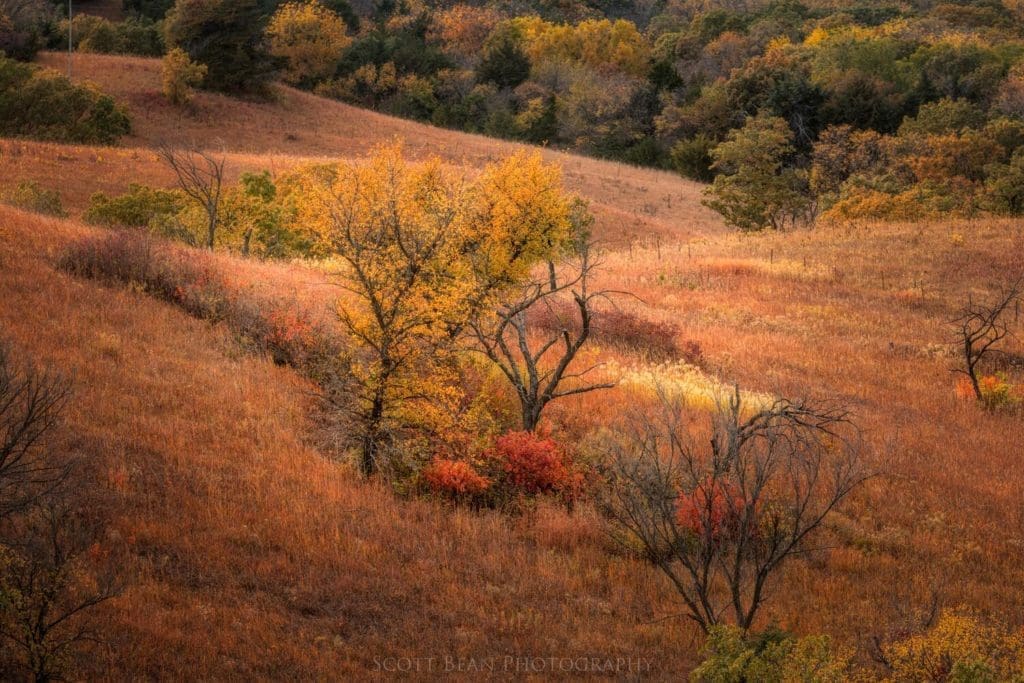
[67, 0, 72, 78]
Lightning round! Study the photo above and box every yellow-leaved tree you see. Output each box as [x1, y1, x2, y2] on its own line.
[299, 142, 575, 476]
[267, 1, 351, 85]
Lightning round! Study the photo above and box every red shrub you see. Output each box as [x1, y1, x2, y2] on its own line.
[487, 431, 577, 497]
[675, 479, 747, 542]
[423, 458, 491, 497]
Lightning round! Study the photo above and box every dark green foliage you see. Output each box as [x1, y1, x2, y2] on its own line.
[821, 71, 907, 134]
[726, 56, 825, 148]
[339, 12, 450, 78]
[909, 41, 1009, 104]
[85, 184, 184, 228]
[477, 34, 531, 90]
[985, 149, 1024, 214]
[0, 55, 131, 144]
[123, 0, 175, 20]
[64, 14, 164, 56]
[0, 0, 56, 60]
[164, 0, 280, 94]
[322, 0, 359, 32]
[672, 135, 716, 182]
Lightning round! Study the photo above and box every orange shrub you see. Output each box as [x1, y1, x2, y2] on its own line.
[978, 373, 1021, 410]
[423, 458, 491, 498]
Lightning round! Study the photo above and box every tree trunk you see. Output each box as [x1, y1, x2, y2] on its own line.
[206, 210, 216, 250]
[360, 392, 386, 477]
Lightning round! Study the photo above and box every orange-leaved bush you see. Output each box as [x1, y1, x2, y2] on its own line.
[423, 458, 491, 497]
[487, 431, 579, 498]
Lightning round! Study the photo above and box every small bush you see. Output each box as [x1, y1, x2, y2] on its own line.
[0, 55, 131, 144]
[672, 135, 716, 183]
[882, 610, 1024, 682]
[84, 184, 184, 228]
[1, 181, 66, 217]
[691, 625, 853, 682]
[422, 458, 491, 499]
[161, 48, 207, 106]
[978, 373, 1021, 410]
[486, 431, 580, 500]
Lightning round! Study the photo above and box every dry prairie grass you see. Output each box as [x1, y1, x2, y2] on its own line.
[3, 51, 1024, 677]
[0, 206, 697, 678]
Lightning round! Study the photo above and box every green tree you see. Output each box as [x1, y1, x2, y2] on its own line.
[161, 47, 207, 105]
[984, 149, 1024, 215]
[164, 0, 280, 94]
[477, 31, 530, 90]
[703, 114, 811, 231]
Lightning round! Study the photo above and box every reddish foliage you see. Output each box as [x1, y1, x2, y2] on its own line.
[488, 431, 578, 497]
[675, 480, 747, 542]
[423, 458, 491, 497]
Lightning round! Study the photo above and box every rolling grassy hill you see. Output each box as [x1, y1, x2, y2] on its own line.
[2, 51, 1024, 678]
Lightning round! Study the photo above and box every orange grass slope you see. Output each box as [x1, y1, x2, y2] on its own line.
[0, 206, 696, 678]
[30, 51, 723, 243]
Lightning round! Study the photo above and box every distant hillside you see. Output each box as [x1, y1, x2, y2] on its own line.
[30, 51, 723, 244]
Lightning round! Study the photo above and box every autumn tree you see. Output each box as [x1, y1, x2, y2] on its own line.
[300, 143, 575, 477]
[161, 48, 207, 106]
[267, 1, 351, 85]
[703, 114, 811, 231]
[595, 388, 866, 632]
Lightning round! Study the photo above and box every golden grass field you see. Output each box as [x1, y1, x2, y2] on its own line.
[2, 52, 1024, 677]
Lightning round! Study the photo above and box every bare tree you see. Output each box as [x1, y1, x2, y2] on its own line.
[595, 387, 867, 632]
[952, 277, 1023, 402]
[158, 145, 225, 250]
[0, 501, 119, 683]
[0, 343, 70, 520]
[470, 233, 615, 432]
[0, 340, 117, 681]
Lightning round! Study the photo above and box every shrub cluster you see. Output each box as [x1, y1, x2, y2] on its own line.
[59, 14, 164, 56]
[85, 184, 184, 228]
[0, 181, 66, 217]
[0, 55, 130, 144]
[423, 431, 582, 508]
[58, 230, 338, 372]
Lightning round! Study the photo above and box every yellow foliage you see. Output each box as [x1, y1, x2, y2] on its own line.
[295, 141, 575, 473]
[267, 1, 351, 85]
[508, 17, 650, 77]
[161, 48, 207, 106]
[883, 610, 1024, 682]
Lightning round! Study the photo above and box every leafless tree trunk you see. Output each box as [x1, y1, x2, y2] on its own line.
[470, 236, 615, 431]
[158, 146, 225, 250]
[952, 277, 1023, 401]
[594, 387, 867, 632]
